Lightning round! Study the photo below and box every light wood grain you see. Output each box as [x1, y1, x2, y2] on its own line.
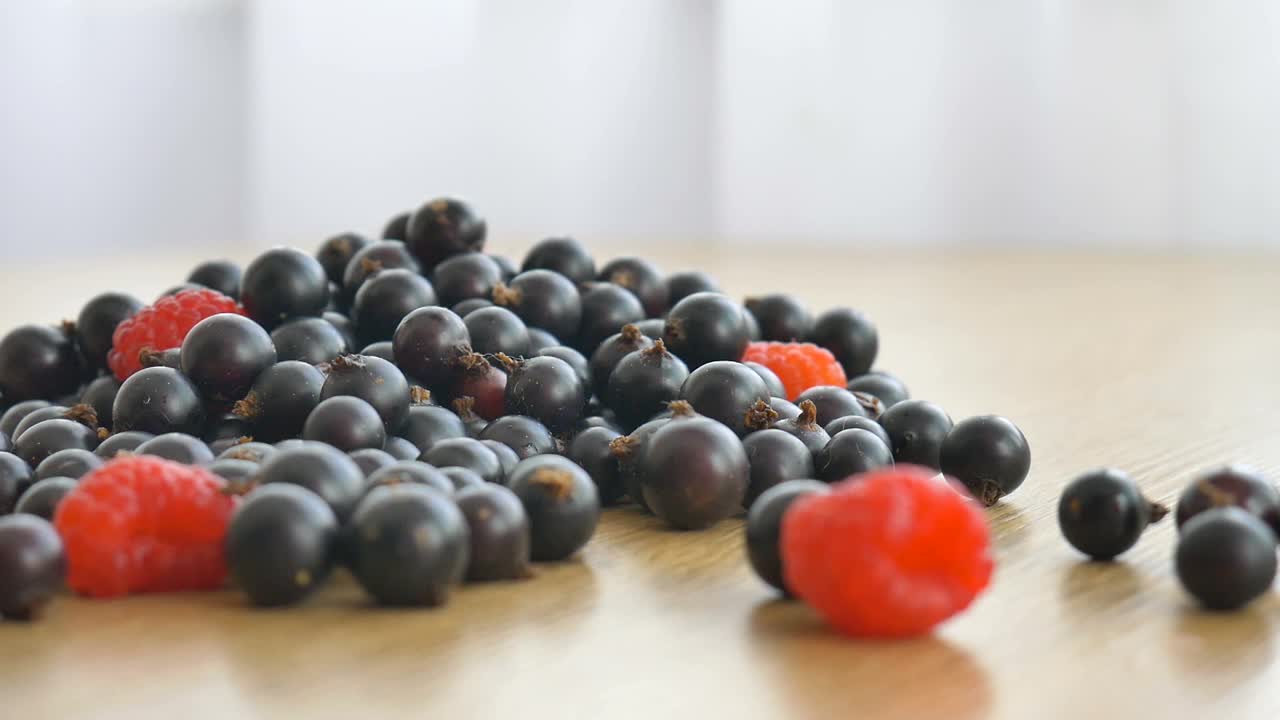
[3, 246, 1280, 720]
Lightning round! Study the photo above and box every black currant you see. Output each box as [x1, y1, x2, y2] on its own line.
[742, 429, 815, 506]
[663, 293, 750, 369]
[526, 327, 560, 353]
[771, 400, 830, 455]
[522, 237, 596, 284]
[366, 461, 454, 496]
[227, 483, 339, 607]
[316, 232, 371, 284]
[480, 440, 520, 482]
[743, 361, 786, 399]
[217, 441, 276, 463]
[847, 371, 910, 408]
[493, 270, 582, 341]
[640, 417, 748, 530]
[0, 452, 35, 514]
[606, 340, 689, 429]
[1058, 468, 1167, 560]
[589, 324, 654, 399]
[666, 271, 721, 308]
[878, 399, 953, 470]
[138, 347, 181, 371]
[323, 311, 358, 349]
[1, 401, 51, 439]
[13, 477, 77, 521]
[405, 197, 487, 269]
[815, 428, 894, 482]
[567, 426, 626, 506]
[808, 307, 879, 376]
[258, 443, 365, 521]
[320, 354, 410, 431]
[0, 514, 65, 620]
[452, 298, 493, 317]
[507, 455, 600, 561]
[536, 345, 590, 387]
[341, 240, 421, 307]
[347, 484, 469, 606]
[271, 317, 349, 365]
[423, 438, 503, 484]
[383, 436, 422, 461]
[940, 415, 1032, 506]
[232, 361, 324, 442]
[795, 386, 866, 426]
[76, 293, 144, 370]
[382, 211, 409, 240]
[464, 306, 530, 357]
[360, 341, 395, 363]
[187, 260, 242, 299]
[769, 397, 803, 420]
[432, 252, 504, 307]
[598, 257, 666, 317]
[12, 406, 71, 441]
[303, 396, 386, 452]
[505, 356, 587, 432]
[576, 282, 645, 354]
[180, 314, 277, 403]
[824, 415, 891, 448]
[1176, 508, 1277, 611]
[207, 459, 259, 485]
[113, 367, 204, 436]
[15, 419, 99, 467]
[352, 268, 437, 347]
[678, 361, 770, 437]
[744, 294, 812, 342]
[241, 248, 330, 329]
[440, 466, 486, 492]
[393, 306, 470, 391]
[349, 448, 397, 477]
[1174, 465, 1280, 535]
[396, 404, 467, 457]
[746, 479, 830, 594]
[94, 431, 154, 458]
[632, 318, 666, 340]
[455, 483, 531, 581]
[0, 325, 84, 402]
[136, 433, 214, 465]
[80, 376, 120, 431]
[453, 353, 507, 420]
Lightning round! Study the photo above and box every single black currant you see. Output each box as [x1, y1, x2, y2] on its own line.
[0, 452, 35, 514]
[507, 455, 600, 561]
[135, 433, 214, 465]
[396, 404, 467, 457]
[432, 252, 504, 307]
[771, 400, 830, 455]
[405, 197, 487, 269]
[663, 293, 751, 369]
[480, 440, 520, 482]
[606, 341, 689, 430]
[632, 318, 666, 340]
[240, 247, 330, 329]
[824, 415, 891, 448]
[217, 441, 276, 464]
[94, 431, 154, 458]
[452, 298, 493, 317]
[227, 483, 339, 607]
[271, 317, 349, 365]
[351, 268, 438, 347]
[814, 428, 894, 482]
[746, 479, 830, 594]
[80, 376, 120, 431]
[536, 346, 590, 388]
[744, 294, 812, 342]
[598, 257, 667, 317]
[440, 466, 486, 491]
[383, 436, 422, 461]
[567, 426, 626, 506]
[1174, 465, 1280, 535]
[349, 448, 397, 477]
[794, 386, 865, 426]
[463, 306, 530, 358]
[743, 361, 787, 399]
[878, 399, 953, 470]
[808, 307, 879, 377]
[232, 361, 324, 443]
[1176, 508, 1277, 611]
[0, 514, 65, 619]
[640, 417, 748, 530]
[320, 354, 411, 431]
[347, 484, 470, 606]
[940, 415, 1032, 506]
[12, 406, 70, 441]
[138, 347, 182, 371]
[303, 396, 386, 452]
[589, 324, 654, 399]
[187, 260, 243, 299]
[742, 429, 816, 506]
[453, 353, 507, 420]
[179, 314, 277, 403]
[258, 443, 365, 521]
[360, 341, 396, 363]
[455, 483, 531, 581]
[1058, 468, 1167, 560]
[423, 438, 503, 484]
[207, 459, 259, 485]
[0, 325, 84, 402]
[526, 327, 560, 353]
[393, 306, 470, 391]
[847, 371, 910, 408]
[341, 240, 421, 307]
[505, 356, 587, 432]
[493, 270, 582, 342]
[522, 237, 596, 284]
[76, 293, 144, 370]
[769, 397, 803, 420]
[666, 271, 721, 308]
[1, 401, 51, 439]
[13, 477, 78, 521]
[113, 367, 205, 436]
[576, 282, 645, 354]
[15, 419, 100, 467]
[679, 361, 770, 437]
[316, 232, 371, 284]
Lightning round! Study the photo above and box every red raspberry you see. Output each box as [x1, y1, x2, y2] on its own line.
[107, 288, 245, 380]
[53, 456, 238, 598]
[741, 341, 847, 401]
[782, 466, 994, 638]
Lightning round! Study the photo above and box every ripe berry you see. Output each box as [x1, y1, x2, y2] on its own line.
[366, 461, 454, 496]
[240, 247, 330, 329]
[746, 479, 829, 594]
[15, 419, 100, 467]
[453, 298, 493, 317]
[0, 325, 84, 402]
[348, 484, 469, 606]
[433, 252, 504, 307]
[464, 306, 530, 357]
[80, 377, 120, 431]
[480, 440, 520, 481]
[632, 318, 666, 340]
[187, 260, 243, 299]
[606, 341, 689, 429]
[383, 436, 422, 461]
[610, 414, 675, 511]
[795, 385, 864, 426]
[489, 254, 519, 281]
[134, 433, 212, 465]
[536, 345, 590, 387]
[12, 406, 72, 440]
[207, 459, 258, 485]
[576, 282, 645, 354]
[493, 270, 582, 341]
[320, 354, 411, 431]
[352, 269, 437, 346]
[815, 429, 894, 482]
[679, 361, 770, 437]
[878, 399, 953, 470]
[216, 441, 276, 464]
[323, 311, 358, 349]
[1058, 468, 1168, 560]
[452, 353, 507, 420]
[316, 232, 371, 284]
[361, 341, 395, 363]
[769, 397, 803, 420]
[743, 294, 811, 342]
[808, 307, 879, 377]
[455, 484, 531, 581]
[258, 444, 365, 521]
[507, 455, 600, 561]
[478, 415, 558, 460]
[0, 452, 35, 514]
[1, 401, 52, 438]
[505, 356, 586, 432]
[441, 466, 486, 491]
[113, 367, 206, 435]
[663, 293, 750, 369]
[940, 415, 1032, 506]
[589, 324, 653, 399]
[76, 293, 144, 371]
[393, 307, 470, 391]
[771, 400, 830, 455]
[742, 361, 786, 399]
[233, 361, 324, 442]
[382, 211, 410, 240]
[341, 240, 421, 307]
[304, 396, 386, 452]
[1176, 508, 1277, 611]
[179, 314, 277, 403]
[742, 429, 815, 506]
[0, 514, 65, 620]
[598, 257, 666, 317]
[270, 317, 348, 365]
[423, 438, 503, 484]
[783, 466, 993, 637]
[666, 271, 721, 308]
[95, 431, 153, 458]
[640, 417, 748, 529]
[522, 237, 596, 284]
[349, 448, 397, 477]
[14, 477, 77, 521]
[405, 197, 487, 269]
[526, 328, 560, 353]
[742, 343, 847, 401]
[847, 371, 910, 408]
[824, 415, 891, 448]
[227, 483, 339, 607]
[568, 426, 626, 505]
[397, 404, 467, 457]
[1174, 465, 1280, 535]
[108, 289, 244, 380]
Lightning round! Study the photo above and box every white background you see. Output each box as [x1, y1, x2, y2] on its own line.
[2, 0, 1279, 258]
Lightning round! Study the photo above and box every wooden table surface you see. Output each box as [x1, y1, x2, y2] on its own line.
[3, 246, 1279, 720]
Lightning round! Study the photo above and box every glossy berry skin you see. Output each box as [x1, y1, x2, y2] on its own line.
[440, 466, 486, 491]
[589, 324, 654, 399]
[187, 260, 242, 299]
[323, 311, 357, 349]
[76, 293, 144, 370]
[240, 248, 330, 329]
[742, 429, 816, 506]
[233, 361, 324, 442]
[352, 269, 437, 346]
[1174, 465, 1280, 536]
[744, 294, 811, 342]
[769, 397, 803, 421]
[1058, 468, 1167, 560]
[940, 415, 1032, 506]
[360, 341, 395, 363]
[878, 399, 953, 471]
[795, 386, 865, 426]
[610, 417, 670, 511]
[405, 197, 487, 269]
[382, 436, 421, 461]
[0, 325, 83, 403]
[771, 400, 830, 455]
[135, 433, 214, 465]
[504, 356, 587, 432]
[526, 328, 560, 353]
[341, 240, 421, 307]
[815, 429, 894, 482]
[453, 298, 493, 317]
[455, 484, 531, 581]
[576, 283, 646, 354]
[847, 371, 910, 408]
[568, 426, 626, 506]
[270, 317, 348, 365]
[478, 415, 558, 460]
[303, 396, 386, 452]
[1, 401, 51, 439]
[494, 270, 582, 341]
[348, 448, 397, 478]
[393, 307, 471, 391]
[258, 444, 365, 521]
[641, 417, 749, 530]
[95, 431, 154, 458]
[746, 479, 829, 594]
[825, 415, 891, 449]
[15, 419, 99, 467]
[382, 212, 410, 240]
[207, 459, 258, 485]
[808, 307, 879, 377]
[598, 257, 666, 318]
[464, 306, 530, 358]
[480, 440, 520, 481]
[1176, 508, 1278, 611]
[397, 405, 467, 457]
[432, 253, 504, 307]
[743, 361, 786, 399]
[0, 452, 35, 514]
[537, 346, 590, 387]
[315, 232, 371, 284]
[507, 455, 600, 561]
[663, 293, 751, 370]
[227, 484, 339, 607]
[666, 271, 721, 308]
[522, 237, 596, 284]
[12, 406, 70, 441]
[179, 314, 277, 403]
[606, 341, 689, 430]
[632, 318, 666, 340]
[679, 361, 770, 437]
[112, 367, 205, 436]
[347, 484, 470, 606]
[320, 354, 411, 431]
[424, 438, 503, 484]
[0, 514, 65, 619]
[80, 377, 121, 431]
[13, 477, 78, 521]
[366, 461, 454, 496]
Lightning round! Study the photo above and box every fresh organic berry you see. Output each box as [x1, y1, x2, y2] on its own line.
[271, 317, 348, 365]
[847, 371, 910, 408]
[522, 237, 596, 284]
[341, 240, 421, 307]
[107, 288, 244, 381]
[507, 455, 600, 561]
[12, 406, 71, 440]
[783, 466, 994, 637]
[598, 257, 666, 317]
[432, 252, 504, 307]
[360, 341, 395, 363]
[744, 294, 812, 342]
[232, 361, 324, 442]
[113, 367, 206, 435]
[0, 452, 34, 514]
[815, 429, 894, 482]
[35, 448, 101, 482]
[576, 282, 645, 354]
[382, 211, 410, 240]
[0, 325, 84, 401]
[679, 361, 770, 437]
[742, 361, 786, 399]
[610, 415, 674, 511]
[76, 293, 144, 371]
[940, 415, 1032, 506]
[95, 431, 153, 458]
[505, 356, 587, 432]
[1058, 468, 1167, 560]
[666, 271, 721, 308]
[452, 353, 507, 420]
[742, 429, 815, 506]
[453, 298, 494, 317]
[347, 484, 470, 606]
[15, 419, 99, 467]
[227, 483, 338, 607]
[382, 436, 422, 461]
[187, 260, 243, 300]
[393, 307, 470, 391]
[664, 293, 751, 369]
[878, 399, 953, 470]
[794, 385, 864, 426]
[455, 484, 531, 581]
[808, 307, 879, 377]
[0, 514, 65, 619]
[135, 433, 213, 465]
[632, 318, 666, 340]
[79, 377, 120, 431]
[746, 479, 829, 594]
[316, 232, 371, 284]
[179, 313, 277, 403]
[324, 311, 358, 348]
[304, 396, 386, 451]
[348, 448, 397, 478]
[258, 444, 365, 521]
[14, 477, 77, 521]
[493, 270, 582, 341]
[207, 459, 258, 484]
[1174, 465, 1280, 535]
[320, 354, 411, 431]
[1, 401, 51, 438]
[405, 197, 487, 269]
[464, 306, 530, 357]
[480, 440, 520, 481]
[771, 400, 831, 456]
[640, 417, 748, 530]
[366, 461, 454, 496]
[568, 426, 626, 506]
[352, 268, 437, 346]
[825, 415, 891, 448]
[423, 438, 503, 484]
[589, 324, 654, 399]
[769, 397, 803, 420]
[240, 248, 330, 329]
[216, 441, 276, 464]
[440, 466, 486, 491]
[397, 404, 467, 457]
[606, 341, 689, 430]
[742, 343, 847, 402]
[1176, 508, 1277, 611]
[536, 345, 590, 387]
[54, 456, 236, 597]
[471, 417, 552, 464]
[526, 328, 560, 353]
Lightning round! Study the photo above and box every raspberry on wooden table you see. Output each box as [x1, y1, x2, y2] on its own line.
[107, 289, 245, 381]
[741, 341, 847, 401]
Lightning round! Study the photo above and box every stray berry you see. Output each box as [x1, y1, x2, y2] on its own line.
[0, 452, 35, 514]
[606, 340, 689, 430]
[464, 306, 530, 357]
[478, 415, 558, 460]
[108, 289, 244, 381]
[233, 361, 324, 442]
[1176, 508, 1277, 611]
[270, 317, 348, 365]
[405, 197, 487, 269]
[0, 514, 65, 620]
[940, 415, 1032, 506]
[746, 479, 829, 594]
[504, 356, 587, 432]
[815, 429, 894, 482]
[807, 307, 879, 377]
[113, 367, 206, 436]
[666, 271, 721, 308]
[1175, 465, 1280, 536]
[240, 247, 330, 330]
[304, 396, 386, 452]
[352, 269, 437, 346]
[568, 426, 626, 506]
[453, 353, 507, 420]
[80, 376, 121, 431]
[393, 307, 471, 391]
[348, 484, 470, 606]
[455, 484, 531, 581]
[746, 341, 849, 404]
[640, 417, 748, 530]
[397, 404, 467, 457]
[507, 455, 600, 561]
[664, 293, 751, 369]
[76, 293, 144, 371]
[782, 466, 994, 637]
[15, 419, 99, 467]
[744, 294, 812, 342]
[599, 257, 667, 317]
[878, 399, 953, 470]
[1058, 468, 1168, 560]
[742, 429, 815, 506]
[94, 431, 154, 458]
[0, 325, 84, 401]
[187, 260, 243, 300]
[349, 448, 397, 478]
[423, 438, 503, 485]
[320, 354, 411, 431]
[493, 270, 582, 341]
[366, 461, 454, 496]
[227, 484, 339, 607]
[14, 477, 78, 521]
[316, 232, 371, 284]
[794, 385, 863, 425]
[522, 237, 596, 284]
[179, 314, 277, 403]
[679, 361, 770, 437]
[576, 282, 646, 354]
[382, 212, 410, 240]
[258, 444, 365, 521]
[433, 253, 505, 307]
[770, 400, 830, 455]
[341, 240, 421, 307]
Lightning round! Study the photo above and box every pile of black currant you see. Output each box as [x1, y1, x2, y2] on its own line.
[0, 195, 1033, 617]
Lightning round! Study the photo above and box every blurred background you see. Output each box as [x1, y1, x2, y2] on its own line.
[2, 0, 1278, 260]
